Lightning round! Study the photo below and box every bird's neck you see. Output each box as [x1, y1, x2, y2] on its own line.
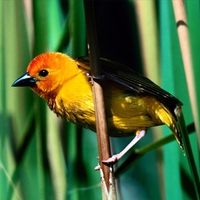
[31, 86, 58, 110]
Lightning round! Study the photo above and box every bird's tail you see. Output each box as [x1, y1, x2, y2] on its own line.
[158, 103, 184, 151]
[147, 98, 184, 152]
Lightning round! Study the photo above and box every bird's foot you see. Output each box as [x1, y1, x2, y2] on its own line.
[102, 154, 121, 165]
[95, 129, 147, 170]
[85, 72, 106, 83]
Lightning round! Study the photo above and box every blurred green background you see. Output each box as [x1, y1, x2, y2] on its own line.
[1, 0, 199, 200]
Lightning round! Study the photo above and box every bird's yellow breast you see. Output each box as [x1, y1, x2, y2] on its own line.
[54, 71, 96, 130]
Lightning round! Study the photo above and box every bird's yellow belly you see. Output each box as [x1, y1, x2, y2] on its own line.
[105, 94, 160, 136]
[55, 84, 163, 137]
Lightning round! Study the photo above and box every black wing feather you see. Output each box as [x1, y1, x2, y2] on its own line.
[76, 56, 183, 109]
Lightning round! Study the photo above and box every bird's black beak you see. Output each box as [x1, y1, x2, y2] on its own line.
[12, 72, 37, 87]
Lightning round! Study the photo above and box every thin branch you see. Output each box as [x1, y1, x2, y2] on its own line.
[83, 0, 116, 198]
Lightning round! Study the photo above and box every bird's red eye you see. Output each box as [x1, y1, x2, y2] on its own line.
[39, 69, 49, 77]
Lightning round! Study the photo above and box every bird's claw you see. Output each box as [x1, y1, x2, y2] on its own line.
[85, 72, 106, 82]
[93, 74, 106, 80]
[102, 154, 120, 165]
[94, 154, 120, 170]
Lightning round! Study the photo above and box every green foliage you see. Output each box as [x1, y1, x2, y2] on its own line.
[1, 1, 199, 200]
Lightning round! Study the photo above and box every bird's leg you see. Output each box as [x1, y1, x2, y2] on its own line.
[102, 129, 147, 165]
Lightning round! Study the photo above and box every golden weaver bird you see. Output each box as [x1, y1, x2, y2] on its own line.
[12, 52, 183, 163]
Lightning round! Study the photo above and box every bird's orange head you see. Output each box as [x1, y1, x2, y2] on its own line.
[12, 52, 79, 99]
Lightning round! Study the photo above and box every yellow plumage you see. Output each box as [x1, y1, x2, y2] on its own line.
[12, 52, 184, 157]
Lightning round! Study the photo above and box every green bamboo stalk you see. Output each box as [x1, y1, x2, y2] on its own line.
[160, 1, 185, 199]
[134, 1, 164, 197]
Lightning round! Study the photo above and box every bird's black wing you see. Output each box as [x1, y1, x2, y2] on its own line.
[76, 56, 183, 109]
